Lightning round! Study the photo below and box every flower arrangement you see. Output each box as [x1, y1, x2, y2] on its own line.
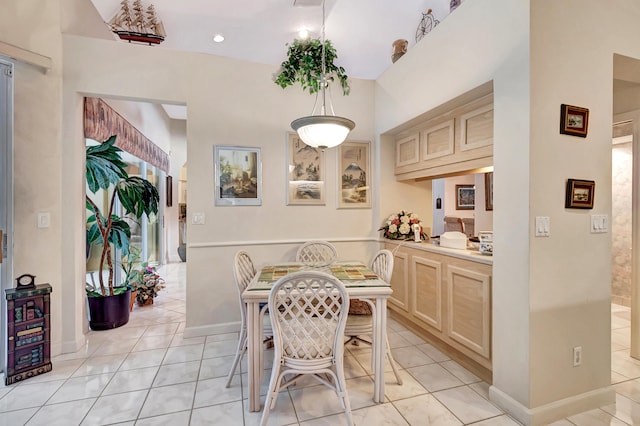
[379, 210, 429, 240]
[134, 265, 165, 305]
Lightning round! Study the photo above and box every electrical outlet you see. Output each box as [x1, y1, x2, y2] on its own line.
[573, 346, 582, 367]
[192, 212, 205, 225]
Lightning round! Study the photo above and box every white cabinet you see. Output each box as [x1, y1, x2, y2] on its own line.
[395, 133, 420, 168]
[386, 242, 493, 371]
[394, 94, 493, 180]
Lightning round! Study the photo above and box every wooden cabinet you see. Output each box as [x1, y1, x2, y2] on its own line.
[385, 242, 492, 371]
[394, 94, 493, 180]
[389, 250, 409, 311]
[5, 284, 52, 385]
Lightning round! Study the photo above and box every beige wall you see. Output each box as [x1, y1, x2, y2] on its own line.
[5, 0, 640, 423]
[376, 0, 622, 423]
[61, 34, 378, 337]
[0, 0, 72, 353]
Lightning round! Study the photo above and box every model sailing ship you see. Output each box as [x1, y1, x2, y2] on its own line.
[109, 0, 166, 45]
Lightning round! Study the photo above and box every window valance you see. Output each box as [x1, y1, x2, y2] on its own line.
[83, 97, 170, 173]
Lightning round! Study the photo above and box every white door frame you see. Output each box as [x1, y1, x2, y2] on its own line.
[0, 58, 15, 374]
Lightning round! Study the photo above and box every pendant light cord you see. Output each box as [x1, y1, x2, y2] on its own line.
[320, 0, 327, 115]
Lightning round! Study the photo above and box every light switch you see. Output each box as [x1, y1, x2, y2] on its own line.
[37, 212, 50, 228]
[535, 216, 550, 237]
[591, 214, 608, 233]
[192, 212, 205, 225]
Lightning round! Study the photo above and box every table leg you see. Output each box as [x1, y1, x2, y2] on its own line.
[246, 301, 261, 412]
[373, 297, 387, 403]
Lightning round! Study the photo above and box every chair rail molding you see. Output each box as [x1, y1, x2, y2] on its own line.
[188, 236, 380, 249]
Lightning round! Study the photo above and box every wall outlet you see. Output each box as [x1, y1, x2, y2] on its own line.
[192, 212, 205, 225]
[37, 212, 50, 228]
[573, 346, 582, 367]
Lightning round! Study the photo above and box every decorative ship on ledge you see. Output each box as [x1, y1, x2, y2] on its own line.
[108, 0, 165, 45]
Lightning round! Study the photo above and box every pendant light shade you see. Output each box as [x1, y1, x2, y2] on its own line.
[291, 115, 355, 149]
[291, 0, 355, 149]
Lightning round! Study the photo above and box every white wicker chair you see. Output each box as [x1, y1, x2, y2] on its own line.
[344, 249, 403, 384]
[295, 240, 338, 265]
[225, 251, 272, 388]
[260, 271, 353, 426]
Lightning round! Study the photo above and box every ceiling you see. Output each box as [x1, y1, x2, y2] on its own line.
[88, 0, 455, 82]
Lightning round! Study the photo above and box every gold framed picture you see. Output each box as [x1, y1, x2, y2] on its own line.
[560, 104, 589, 137]
[565, 179, 595, 209]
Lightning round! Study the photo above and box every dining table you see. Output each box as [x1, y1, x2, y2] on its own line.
[242, 261, 393, 412]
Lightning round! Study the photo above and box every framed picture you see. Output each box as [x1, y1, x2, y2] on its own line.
[484, 172, 493, 211]
[214, 145, 262, 206]
[565, 179, 595, 209]
[166, 175, 173, 207]
[287, 133, 325, 205]
[456, 184, 475, 210]
[560, 104, 589, 137]
[338, 141, 371, 209]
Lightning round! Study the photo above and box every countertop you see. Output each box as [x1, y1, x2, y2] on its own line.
[382, 239, 493, 265]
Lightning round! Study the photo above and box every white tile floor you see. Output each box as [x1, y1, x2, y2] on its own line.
[2, 263, 640, 425]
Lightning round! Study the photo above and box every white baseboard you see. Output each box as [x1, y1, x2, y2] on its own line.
[183, 321, 240, 339]
[50, 337, 87, 357]
[490, 384, 615, 425]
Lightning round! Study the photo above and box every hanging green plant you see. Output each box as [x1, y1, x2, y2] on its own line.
[274, 38, 350, 96]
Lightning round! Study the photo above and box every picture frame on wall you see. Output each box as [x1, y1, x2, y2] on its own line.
[214, 145, 262, 206]
[484, 172, 493, 211]
[338, 140, 371, 209]
[565, 178, 595, 209]
[560, 104, 589, 137]
[456, 184, 475, 210]
[286, 133, 325, 205]
[166, 175, 173, 207]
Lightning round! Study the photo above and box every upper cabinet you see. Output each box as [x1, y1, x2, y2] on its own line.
[394, 93, 493, 180]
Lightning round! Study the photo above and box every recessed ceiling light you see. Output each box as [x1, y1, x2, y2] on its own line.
[212, 34, 225, 43]
[298, 29, 310, 39]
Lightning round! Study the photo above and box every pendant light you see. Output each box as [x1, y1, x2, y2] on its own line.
[291, 0, 355, 150]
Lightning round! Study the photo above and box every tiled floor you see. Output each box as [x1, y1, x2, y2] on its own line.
[2, 263, 640, 425]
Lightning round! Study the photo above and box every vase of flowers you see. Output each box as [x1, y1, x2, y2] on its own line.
[379, 210, 429, 240]
[134, 265, 165, 306]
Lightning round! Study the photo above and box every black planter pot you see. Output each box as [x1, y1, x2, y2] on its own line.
[87, 289, 131, 330]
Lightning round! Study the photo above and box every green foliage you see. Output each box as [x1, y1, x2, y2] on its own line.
[274, 38, 350, 96]
[85, 135, 160, 297]
[120, 245, 142, 288]
[86, 135, 128, 193]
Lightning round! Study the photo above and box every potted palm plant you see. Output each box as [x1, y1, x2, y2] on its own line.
[85, 135, 159, 330]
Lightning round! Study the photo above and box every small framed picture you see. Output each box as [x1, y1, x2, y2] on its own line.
[484, 172, 493, 211]
[166, 175, 173, 207]
[565, 179, 595, 209]
[338, 140, 371, 209]
[560, 104, 589, 137]
[287, 133, 325, 205]
[214, 145, 262, 206]
[456, 184, 475, 210]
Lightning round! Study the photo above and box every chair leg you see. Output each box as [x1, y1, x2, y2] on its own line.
[260, 363, 282, 426]
[225, 328, 247, 388]
[334, 364, 354, 426]
[386, 335, 403, 385]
